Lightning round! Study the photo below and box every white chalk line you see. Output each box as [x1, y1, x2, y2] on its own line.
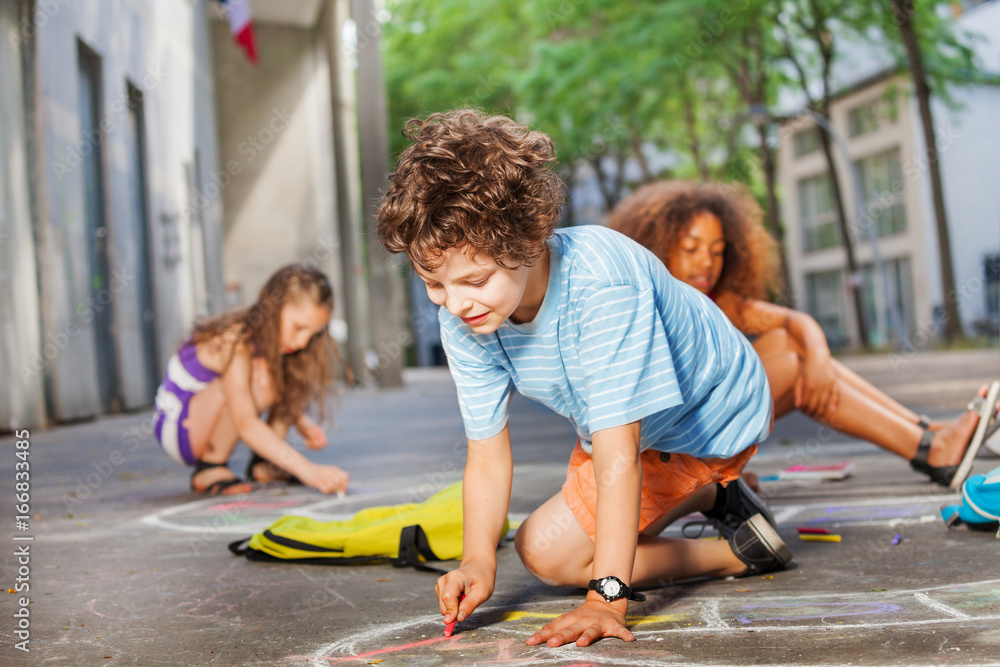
[913, 592, 973, 620]
[702, 598, 728, 629]
[309, 578, 1000, 665]
[139, 482, 459, 534]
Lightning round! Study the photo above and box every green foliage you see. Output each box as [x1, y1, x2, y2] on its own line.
[868, 1, 981, 110]
[380, 0, 983, 192]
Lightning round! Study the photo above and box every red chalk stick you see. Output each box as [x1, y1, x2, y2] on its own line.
[797, 527, 831, 534]
[443, 593, 465, 637]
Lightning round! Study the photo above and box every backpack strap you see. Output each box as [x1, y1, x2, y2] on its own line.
[393, 525, 448, 575]
[229, 537, 252, 556]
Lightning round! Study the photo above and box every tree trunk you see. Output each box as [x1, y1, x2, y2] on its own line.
[588, 155, 617, 212]
[816, 124, 870, 349]
[611, 150, 626, 206]
[756, 123, 795, 306]
[890, 0, 963, 342]
[679, 81, 710, 181]
[631, 134, 653, 184]
[561, 164, 577, 227]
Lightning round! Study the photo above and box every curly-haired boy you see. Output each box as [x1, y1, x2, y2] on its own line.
[377, 109, 791, 648]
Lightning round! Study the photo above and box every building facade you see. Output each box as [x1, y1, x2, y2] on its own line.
[0, 0, 398, 431]
[777, 3, 1000, 349]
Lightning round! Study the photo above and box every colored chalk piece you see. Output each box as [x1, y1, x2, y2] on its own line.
[891, 533, 902, 546]
[799, 534, 842, 542]
[797, 527, 831, 535]
[444, 593, 465, 637]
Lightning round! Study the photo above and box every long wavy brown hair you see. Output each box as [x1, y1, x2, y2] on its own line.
[189, 264, 338, 424]
[377, 109, 564, 271]
[606, 180, 781, 300]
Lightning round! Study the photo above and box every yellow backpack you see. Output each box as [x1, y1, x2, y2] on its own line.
[228, 482, 506, 574]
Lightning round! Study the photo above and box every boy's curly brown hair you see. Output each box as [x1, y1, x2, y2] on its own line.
[377, 109, 564, 271]
[606, 180, 782, 301]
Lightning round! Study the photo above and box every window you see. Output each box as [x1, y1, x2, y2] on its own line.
[126, 81, 160, 395]
[798, 173, 840, 252]
[805, 269, 849, 348]
[855, 148, 907, 239]
[985, 254, 1000, 334]
[794, 126, 822, 157]
[847, 95, 899, 138]
[860, 257, 914, 347]
[78, 39, 120, 410]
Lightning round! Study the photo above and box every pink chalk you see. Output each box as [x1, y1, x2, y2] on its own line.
[443, 593, 466, 637]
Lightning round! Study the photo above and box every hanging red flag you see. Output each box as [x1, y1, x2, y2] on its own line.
[217, 0, 258, 65]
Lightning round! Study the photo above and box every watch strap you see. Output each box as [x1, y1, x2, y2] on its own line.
[588, 577, 646, 602]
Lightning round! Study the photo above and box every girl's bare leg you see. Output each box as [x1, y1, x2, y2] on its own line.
[753, 329, 952, 427]
[185, 358, 275, 492]
[514, 489, 746, 590]
[754, 331, 979, 467]
[248, 415, 297, 482]
[829, 359, 925, 423]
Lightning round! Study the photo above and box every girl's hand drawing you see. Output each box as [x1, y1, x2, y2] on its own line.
[301, 463, 349, 494]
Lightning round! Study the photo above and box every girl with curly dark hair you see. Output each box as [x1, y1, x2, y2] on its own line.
[608, 180, 990, 487]
[152, 264, 349, 495]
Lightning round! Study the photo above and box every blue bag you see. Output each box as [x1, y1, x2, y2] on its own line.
[941, 465, 1000, 539]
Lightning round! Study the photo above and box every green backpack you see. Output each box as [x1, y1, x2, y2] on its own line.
[228, 481, 506, 574]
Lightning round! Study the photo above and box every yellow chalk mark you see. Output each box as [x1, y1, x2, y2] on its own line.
[502, 611, 688, 626]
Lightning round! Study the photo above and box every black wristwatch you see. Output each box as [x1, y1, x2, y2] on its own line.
[588, 576, 646, 602]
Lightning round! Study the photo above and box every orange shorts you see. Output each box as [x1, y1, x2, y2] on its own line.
[561, 441, 758, 541]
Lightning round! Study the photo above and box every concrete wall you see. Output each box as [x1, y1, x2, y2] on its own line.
[0, 0, 48, 429]
[26, 0, 223, 421]
[212, 19, 344, 307]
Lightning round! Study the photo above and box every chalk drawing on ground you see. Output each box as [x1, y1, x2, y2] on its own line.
[301, 579, 1000, 665]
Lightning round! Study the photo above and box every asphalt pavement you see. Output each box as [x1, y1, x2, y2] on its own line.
[1, 348, 999, 666]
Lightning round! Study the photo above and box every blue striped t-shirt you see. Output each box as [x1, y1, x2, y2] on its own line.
[439, 226, 772, 458]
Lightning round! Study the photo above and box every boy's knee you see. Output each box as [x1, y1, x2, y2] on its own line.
[514, 522, 573, 586]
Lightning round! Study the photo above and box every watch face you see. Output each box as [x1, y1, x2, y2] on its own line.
[602, 578, 621, 598]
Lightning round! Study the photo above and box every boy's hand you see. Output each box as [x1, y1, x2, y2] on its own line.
[301, 463, 349, 494]
[436, 560, 496, 625]
[526, 598, 634, 647]
[298, 418, 328, 450]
